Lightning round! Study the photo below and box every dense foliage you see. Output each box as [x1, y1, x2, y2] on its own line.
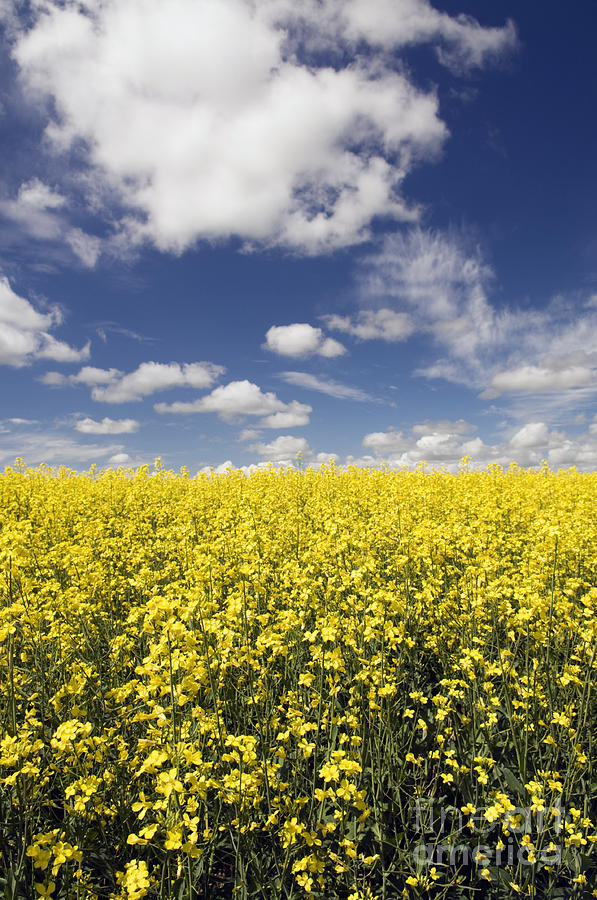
[0, 461, 596, 899]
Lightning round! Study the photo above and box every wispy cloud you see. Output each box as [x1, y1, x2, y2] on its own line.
[0, 179, 101, 267]
[95, 322, 157, 344]
[74, 417, 139, 435]
[348, 228, 597, 419]
[323, 309, 414, 342]
[279, 371, 373, 401]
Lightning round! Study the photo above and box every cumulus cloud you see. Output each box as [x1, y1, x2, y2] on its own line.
[0, 276, 89, 367]
[35, 334, 91, 363]
[155, 379, 311, 426]
[249, 434, 310, 463]
[198, 460, 236, 475]
[94, 362, 224, 403]
[359, 419, 597, 472]
[75, 416, 139, 435]
[75, 367, 124, 386]
[6, 0, 514, 255]
[42, 361, 225, 402]
[259, 401, 312, 428]
[41, 366, 123, 387]
[323, 308, 415, 342]
[509, 422, 549, 449]
[200, 447, 337, 473]
[202, 417, 597, 474]
[107, 452, 134, 466]
[265, 324, 345, 358]
[279, 371, 373, 401]
[363, 430, 406, 454]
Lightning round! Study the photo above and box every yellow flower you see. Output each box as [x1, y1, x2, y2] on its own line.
[164, 827, 183, 850]
[318, 762, 340, 783]
[282, 817, 304, 847]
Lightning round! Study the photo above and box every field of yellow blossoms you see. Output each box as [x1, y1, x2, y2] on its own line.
[0, 460, 596, 899]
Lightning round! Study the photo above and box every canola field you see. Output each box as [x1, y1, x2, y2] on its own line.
[0, 461, 596, 900]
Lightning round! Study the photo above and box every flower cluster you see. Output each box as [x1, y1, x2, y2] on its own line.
[0, 460, 595, 898]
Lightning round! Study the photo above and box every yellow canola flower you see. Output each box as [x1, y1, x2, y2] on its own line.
[1, 462, 596, 899]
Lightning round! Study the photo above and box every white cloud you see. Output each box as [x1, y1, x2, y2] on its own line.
[259, 401, 311, 428]
[0, 179, 66, 242]
[41, 361, 224, 401]
[459, 437, 486, 459]
[359, 419, 597, 472]
[74, 366, 123, 386]
[156, 380, 282, 417]
[314, 452, 339, 466]
[8, 0, 513, 255]
[323, 308, 415, 341]
[0, 434, 124, 466]
[39, 371, 69, 386]
[279, 370, 373, 401]
[17, 178, 66, 212]
[0, 276, 89, 367]
[362, 430, 405, 454]
[200, 417, 597, 474]
[66, 228, 101, 267]
[199, 460, 235, 475]
[155, 379, 311, 427]
[249, 434, 309, 462]
[415, 431, 456, 453]
[201, 447, 336, 472]
[483, 364, 595, 398]
[41, 365, 125, 388]
[338, 0, 517, 69]
[107, 452, 134, 466]
[1, 180, 101, 267]
[94, 361, 224, 403]
[36, 335, 91, 363]
[362, 422, 492, 468]
[43, 361, 224, 402]
[75, 416, 139, 435]
[509, 422, 549, 449]
[354, 229, 597, 416]
[411, 418, 472, 436]
[361, 227, 496, 329]
[238, 428, 262, 442]
[265, 324, 345, 358]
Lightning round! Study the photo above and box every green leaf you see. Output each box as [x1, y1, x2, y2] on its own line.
[500, 766, 525, 796]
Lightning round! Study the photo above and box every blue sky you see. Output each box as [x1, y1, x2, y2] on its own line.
[1, 0, 596, 472]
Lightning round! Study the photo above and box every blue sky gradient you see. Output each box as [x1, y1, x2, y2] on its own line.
[1, 0, 596, 471]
